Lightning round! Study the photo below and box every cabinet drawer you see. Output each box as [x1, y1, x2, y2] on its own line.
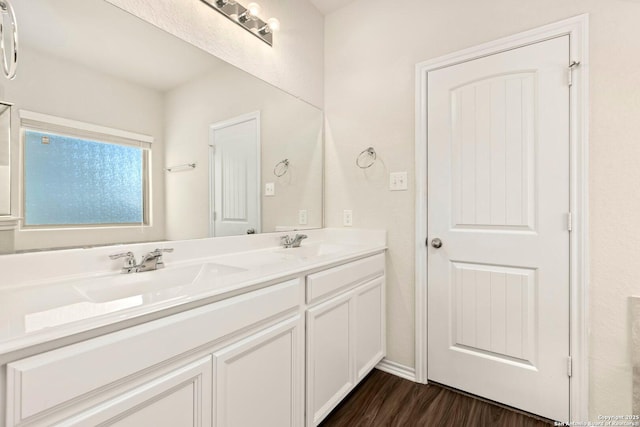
[306, 254, 384, 304]
[6, 279, 301, 424]
[58, 356, 212, 427]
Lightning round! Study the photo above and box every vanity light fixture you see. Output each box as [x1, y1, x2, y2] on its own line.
[259, 18, 280, 35]
[200, 0, 279, 46]
[238, 2, 260, 23]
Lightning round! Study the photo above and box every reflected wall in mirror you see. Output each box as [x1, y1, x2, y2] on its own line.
[0, 0, 323, 254]
[0, 102, 10, 216]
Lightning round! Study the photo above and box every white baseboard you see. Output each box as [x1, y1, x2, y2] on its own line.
[375, 358, 416, 382]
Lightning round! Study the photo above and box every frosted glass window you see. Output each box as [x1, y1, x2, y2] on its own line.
[24, 130, 147, 226]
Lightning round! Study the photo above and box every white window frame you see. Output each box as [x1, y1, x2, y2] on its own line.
[19, 110, 153, 229]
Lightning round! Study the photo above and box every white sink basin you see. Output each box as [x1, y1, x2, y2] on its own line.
[213, 243, 347, 270]
[74, 263, 246, 303]
[213, 250, 297, 269]
[273, 243, 346, 258]
[72, 244, 347, 303]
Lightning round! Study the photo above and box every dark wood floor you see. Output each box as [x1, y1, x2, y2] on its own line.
[320, 370, 554, 427]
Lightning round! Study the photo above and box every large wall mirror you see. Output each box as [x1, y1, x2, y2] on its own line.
[0, 0, 323, 253]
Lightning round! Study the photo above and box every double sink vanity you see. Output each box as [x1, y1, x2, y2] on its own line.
[0, 228, 386, 426]
[0, 2, 380, 425]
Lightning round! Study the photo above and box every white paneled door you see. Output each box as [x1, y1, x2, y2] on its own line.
[427, 36, 570, 421]
[209, 113, 260, 237]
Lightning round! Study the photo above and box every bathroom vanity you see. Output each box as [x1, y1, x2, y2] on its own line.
[0, 229, 386, 426]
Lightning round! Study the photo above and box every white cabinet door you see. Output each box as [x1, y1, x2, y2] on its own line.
[59, 356, 212, 427]
[306, 276, 386, 426]
[213, 315, 303, 427]
[354, 276, 385, 381]
[306, 291, 355, 426]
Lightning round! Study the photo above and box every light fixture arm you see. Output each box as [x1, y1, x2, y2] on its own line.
[237, 10, 252, 23]
[201, 0, 277, 46]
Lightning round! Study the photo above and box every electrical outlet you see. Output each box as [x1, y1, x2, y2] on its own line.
[389, 172, 408, 191]
[298, 209, 308, 225]
[343, 210, 353, 227]
[265, 182, 275, 196]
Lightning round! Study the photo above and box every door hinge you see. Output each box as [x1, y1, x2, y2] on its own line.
[568, 61, 581, 86]
[567, 212, 573, 232]
[567, 356, 573, 377]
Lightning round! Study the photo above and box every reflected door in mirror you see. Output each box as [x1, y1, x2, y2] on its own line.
[210, 113, 260, 237]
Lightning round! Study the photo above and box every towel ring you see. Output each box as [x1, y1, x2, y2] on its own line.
[274, 158, 289, 177]
[0, 0, 18, 80]
[356, 147, 376, 169]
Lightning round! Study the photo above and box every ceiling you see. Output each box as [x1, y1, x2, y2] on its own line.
[309, 0, 357, 15]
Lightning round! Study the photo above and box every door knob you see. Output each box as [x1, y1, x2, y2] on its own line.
[431, 238, 443, 249]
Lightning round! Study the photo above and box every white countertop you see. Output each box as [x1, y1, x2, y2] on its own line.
[0, 229, 386, 357]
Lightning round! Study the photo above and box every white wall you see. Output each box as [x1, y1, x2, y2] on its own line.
[1, 45, 166, 250]
[324, 0, 640, 418]
[163, 60, 323, 240]
[0, 106, 9, 216]
[106, 0, 324, 108]
[0, 229, 13, 254]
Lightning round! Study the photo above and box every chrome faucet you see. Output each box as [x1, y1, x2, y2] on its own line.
[137, 248, 174, 272]
[109, 248, 174, 274]
[109, 251, 137, 274]
[280, 234, 308, 248]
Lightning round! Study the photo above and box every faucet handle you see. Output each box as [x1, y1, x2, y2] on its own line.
[153, 248, 174, 254]
[109, 251, 137, 272]
[109, 251, 135, 261]
[152, 248, 173, 269]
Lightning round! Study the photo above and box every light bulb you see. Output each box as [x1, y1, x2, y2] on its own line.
[267, 17, 280, 32]
[246, 2, 261, 18]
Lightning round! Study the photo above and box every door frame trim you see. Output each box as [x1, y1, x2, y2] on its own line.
[414, 14, 589, 421]
[208, 111, 262, 237]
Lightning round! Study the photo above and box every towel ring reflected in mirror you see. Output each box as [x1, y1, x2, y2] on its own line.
[356, 147, 376, 169]
[274, 158, 289, 177]
[0, 0, 18, 80]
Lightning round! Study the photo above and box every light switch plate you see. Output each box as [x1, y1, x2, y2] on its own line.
[298, 209, 308, 225]
[389, 172, 408, 191]
[265, 182, 275, 196]
[343, 210, 353, 227]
